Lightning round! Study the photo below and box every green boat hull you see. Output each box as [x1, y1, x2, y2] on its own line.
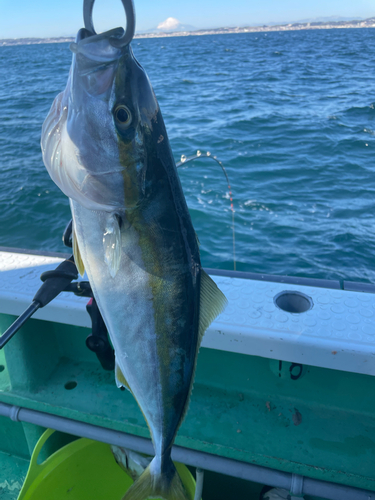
[1, 312, 374, 499]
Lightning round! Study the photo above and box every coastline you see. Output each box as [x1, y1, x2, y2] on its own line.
[1, 17, 375, 47]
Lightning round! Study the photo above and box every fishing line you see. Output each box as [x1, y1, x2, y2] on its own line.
[176, 150, 236, 271]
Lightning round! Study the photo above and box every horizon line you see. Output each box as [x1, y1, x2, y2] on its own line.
[1, 16, 374, 43]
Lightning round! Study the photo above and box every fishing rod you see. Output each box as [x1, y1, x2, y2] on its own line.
[177, 150, 236, 271]
[0, 222, 115, 372]
[0, 254, 78, 350]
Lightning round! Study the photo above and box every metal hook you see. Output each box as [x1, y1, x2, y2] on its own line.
[83, 0, 136, 47]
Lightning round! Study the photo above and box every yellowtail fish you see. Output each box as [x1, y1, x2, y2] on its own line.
[41, 25, 227, 500]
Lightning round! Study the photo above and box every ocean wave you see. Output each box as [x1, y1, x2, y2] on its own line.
[1, 29, 375, 281]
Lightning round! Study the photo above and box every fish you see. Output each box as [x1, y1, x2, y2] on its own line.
[41, 26, 227, 500]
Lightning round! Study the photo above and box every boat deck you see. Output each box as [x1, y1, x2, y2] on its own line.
[0, 249, 375, 499]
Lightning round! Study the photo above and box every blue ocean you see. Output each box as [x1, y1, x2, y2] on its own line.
[0, 28, 375, 282]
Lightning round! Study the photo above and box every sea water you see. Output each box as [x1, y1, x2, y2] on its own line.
[0, 28, 375, 282]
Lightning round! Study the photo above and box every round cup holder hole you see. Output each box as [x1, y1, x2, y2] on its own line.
[64, 381, 77, 390]
[274, 291, 313, 314]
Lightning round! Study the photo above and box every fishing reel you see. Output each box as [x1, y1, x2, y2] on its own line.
[0, 220, 115, 373]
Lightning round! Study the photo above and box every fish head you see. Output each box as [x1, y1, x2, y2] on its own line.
[42, 28, 162, 212]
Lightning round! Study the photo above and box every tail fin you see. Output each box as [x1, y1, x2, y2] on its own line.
[122, 456, 191, 500]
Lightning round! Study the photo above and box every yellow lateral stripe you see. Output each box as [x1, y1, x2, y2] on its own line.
[73, 227, 85, 277]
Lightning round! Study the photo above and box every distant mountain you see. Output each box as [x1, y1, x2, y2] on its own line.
[2, 16, 375, 46]
[141, 17, 196, 34]
[0, 37, 74, 46]
[234, 15, 365, 28]
[294, 15, 364, 24]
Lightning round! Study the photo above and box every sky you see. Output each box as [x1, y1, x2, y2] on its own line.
[0, 0, 374, 39]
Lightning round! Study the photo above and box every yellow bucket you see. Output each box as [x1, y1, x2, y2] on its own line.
[18, 429, 196, 500]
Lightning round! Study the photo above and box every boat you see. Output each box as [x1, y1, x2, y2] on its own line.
[1, 245, 374, 499]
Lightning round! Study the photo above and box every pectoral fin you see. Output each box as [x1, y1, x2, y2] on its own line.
[199, 269, 228, 345]
[103, 214, 122, 278]
[73, 227, 85, 277]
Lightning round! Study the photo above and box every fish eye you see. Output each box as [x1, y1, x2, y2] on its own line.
[114, 105, 132, 128]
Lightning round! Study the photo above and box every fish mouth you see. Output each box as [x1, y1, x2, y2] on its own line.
[69, 27, 127, 98]
[76, 27, 93, 44]
[70, 27, 127, 56]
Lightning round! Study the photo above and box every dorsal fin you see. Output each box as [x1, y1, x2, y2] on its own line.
[199, 269, 228, 345]
[73, 226, 85, 277]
